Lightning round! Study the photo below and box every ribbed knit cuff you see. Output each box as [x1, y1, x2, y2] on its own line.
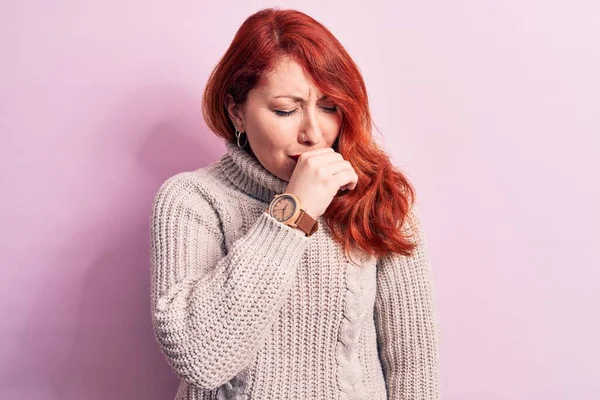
[240, 211, 312, 268]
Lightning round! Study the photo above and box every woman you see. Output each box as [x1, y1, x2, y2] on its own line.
[150, 7, 440, 400]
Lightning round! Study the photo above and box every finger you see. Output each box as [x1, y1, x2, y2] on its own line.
[303, 152, 345, 167]
[299, 147, 334, 162]
[333, 169, 358, 191]
[321, 159, 354, 177]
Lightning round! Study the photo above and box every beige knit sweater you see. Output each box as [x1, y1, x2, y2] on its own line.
[149, 141, 440, 400]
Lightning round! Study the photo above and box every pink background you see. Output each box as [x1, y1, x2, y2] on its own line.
[1, 1, 598, 399]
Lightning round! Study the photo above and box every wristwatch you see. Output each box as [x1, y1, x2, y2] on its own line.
[265, 193, 319, 237]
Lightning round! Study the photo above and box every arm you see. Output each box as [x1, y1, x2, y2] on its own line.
[374, 204, 441, 399]
[149, 174, 310, 390]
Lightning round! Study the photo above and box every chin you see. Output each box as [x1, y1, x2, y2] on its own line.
[280, 169, 293, 182]
[266, 162, 292, 182]
[279, 169, 292, 182]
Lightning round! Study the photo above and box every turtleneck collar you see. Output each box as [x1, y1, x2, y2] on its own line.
[220, 141, 289, 203]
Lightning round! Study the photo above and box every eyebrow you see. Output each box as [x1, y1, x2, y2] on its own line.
[273, 94, 329, 103]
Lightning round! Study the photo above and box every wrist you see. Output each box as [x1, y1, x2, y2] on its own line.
[265, 193, 319, 237]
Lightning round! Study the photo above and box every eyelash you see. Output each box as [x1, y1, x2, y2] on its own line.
[274, 106, 338, 117]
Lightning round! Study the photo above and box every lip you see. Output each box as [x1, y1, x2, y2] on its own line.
[289, 154, 301, 161]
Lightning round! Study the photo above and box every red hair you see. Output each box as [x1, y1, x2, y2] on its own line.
[202, 7, 418, 260]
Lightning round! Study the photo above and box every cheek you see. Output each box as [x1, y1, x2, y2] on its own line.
[321, 113, 342, 139]
[247, 107, 342, 147]
[253, 113, 297, 145]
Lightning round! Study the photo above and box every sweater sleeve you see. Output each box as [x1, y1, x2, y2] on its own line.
[149, 174, 310, 390]
[373, 204, 441, 400]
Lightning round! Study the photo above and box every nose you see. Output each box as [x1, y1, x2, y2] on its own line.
[299, 110, 323, 145]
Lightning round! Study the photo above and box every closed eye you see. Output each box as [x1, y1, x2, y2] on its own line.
[274, 106, 338, 117]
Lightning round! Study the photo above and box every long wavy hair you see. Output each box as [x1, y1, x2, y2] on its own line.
[202, 7, 418, 261]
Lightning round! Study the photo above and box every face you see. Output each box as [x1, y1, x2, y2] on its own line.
[225, 56, 342, 182]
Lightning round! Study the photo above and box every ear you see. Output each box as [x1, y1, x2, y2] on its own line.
[224, 94, 245, 132]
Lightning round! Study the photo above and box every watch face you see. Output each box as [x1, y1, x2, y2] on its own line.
[270, 195, 297, 222]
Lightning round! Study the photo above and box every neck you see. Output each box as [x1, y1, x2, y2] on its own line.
[220, 141, 288, 202]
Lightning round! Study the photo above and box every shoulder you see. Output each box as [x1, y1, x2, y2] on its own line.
[154, 155, 238, 199]
[151, 162, 231, 223]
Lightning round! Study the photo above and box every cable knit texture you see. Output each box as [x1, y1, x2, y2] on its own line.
[149, 141, 441, 400]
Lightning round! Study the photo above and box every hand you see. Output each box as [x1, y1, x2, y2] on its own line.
[285, 147, 358, 219]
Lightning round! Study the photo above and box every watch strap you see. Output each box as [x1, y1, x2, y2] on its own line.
[295, 210, 319, 237]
